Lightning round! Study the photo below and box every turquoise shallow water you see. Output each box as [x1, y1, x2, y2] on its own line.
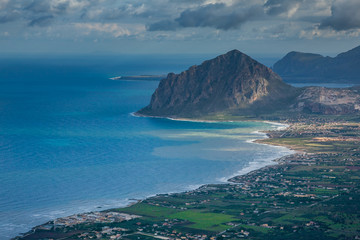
[0, 56, 292, 239]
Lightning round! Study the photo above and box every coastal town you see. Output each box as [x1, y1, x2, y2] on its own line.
[15, 118, 360, 240]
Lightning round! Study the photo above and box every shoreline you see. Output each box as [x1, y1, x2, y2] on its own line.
[132, 112, 290, 126]
[15, 115, 294, 240]
[133, 111, 295, 183]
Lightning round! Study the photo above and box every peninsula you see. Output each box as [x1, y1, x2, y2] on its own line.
[110, 75, 165, 81]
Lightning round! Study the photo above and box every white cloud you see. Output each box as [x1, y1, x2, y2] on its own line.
[73, 23, 145, 37]
[203, 0, 238, 6]
[51, 0, 91, 10]
[286, 3, 300, 18]
[299, 25, 360, 39]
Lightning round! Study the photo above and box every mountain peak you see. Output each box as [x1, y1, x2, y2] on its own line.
[216, 49, 256, 62]
[137, 50, 297, 118]
[226, 49, 242, 55]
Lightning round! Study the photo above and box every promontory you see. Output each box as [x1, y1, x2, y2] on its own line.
[137, 49, 360, 119]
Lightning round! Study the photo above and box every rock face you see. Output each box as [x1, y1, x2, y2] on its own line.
[291, 86, 360, 115]
[137, 50, 360, 118]
[273, 45, 360, 83]
[137, 50, 297, 118]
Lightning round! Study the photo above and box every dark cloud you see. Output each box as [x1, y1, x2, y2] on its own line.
[24, 1, 52, 14]
[148, 3, 264, 31]
[99, 8, 126, 20]
[23, 0, 67, 27]
[147, 20, 179, 31]
[0, 11, 20, 24]
[264, 0, 303, 16]
[28, 15, 54, 27]
[320, 0, 360, 31]
[23, 0, 70, 16]
[98, 2, 177, 21]
[0, 0, 93, 26]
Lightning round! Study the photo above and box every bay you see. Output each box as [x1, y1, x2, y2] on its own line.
[0, 55, 292, 239]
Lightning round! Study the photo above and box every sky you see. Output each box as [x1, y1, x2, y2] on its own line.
[1, 0, 360, 56]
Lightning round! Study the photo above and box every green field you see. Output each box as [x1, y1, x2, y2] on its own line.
[273, 213, 310, 225]
[170, 210, 237, 232]
[236, 224, 271, 234]
[118, 203, 179, 218]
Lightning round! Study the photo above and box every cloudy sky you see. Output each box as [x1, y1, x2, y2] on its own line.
[1, 0, 360, 56]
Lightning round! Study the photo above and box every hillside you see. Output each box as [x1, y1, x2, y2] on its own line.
[137, 50, 299, 118]
[137, 50, 360, 119]
[290, 86, 360, 115]
[273, 45, 360, 83]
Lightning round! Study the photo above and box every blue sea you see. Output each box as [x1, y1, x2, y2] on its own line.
[0, 55, 293, 239]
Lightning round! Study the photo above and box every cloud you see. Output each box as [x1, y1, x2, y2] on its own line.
[0, 0, 95, 26]
[146, 0, 330, 32]
[25, 1, 53, 14]
[28, 15, 54, 27]
[0, 0, 358, 44]
[0, 0, 9, 10]
[264, 0, 303, 17]
[147, 20, 179, 31]
[0, 10, 20, 23]
[320, 0, 360, 30]
[177, 3, 262, 30]
[299, 25, 360, 39]
[95, 1, 185, 21]
[148, 2, 264, 31]
[74, 23, 145, 37]
[97, 3, 148, 20]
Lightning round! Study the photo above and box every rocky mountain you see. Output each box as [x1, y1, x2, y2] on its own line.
[137, 50, 299, 118]
[137, 50, 360, 119]
[273, 45, 360, 83]
[290, 86, 360, 115]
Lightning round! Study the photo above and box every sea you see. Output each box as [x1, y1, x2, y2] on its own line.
[0, 54, 295, 239]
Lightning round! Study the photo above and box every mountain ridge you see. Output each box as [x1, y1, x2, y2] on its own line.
[273, 45, 360, 83]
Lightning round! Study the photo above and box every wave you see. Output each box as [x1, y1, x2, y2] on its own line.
[217, 152, 292, 183]
[217, 142, 294, 183]
[263, 121, 289, 130]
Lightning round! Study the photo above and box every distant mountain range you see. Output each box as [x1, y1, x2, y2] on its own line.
[273, 45, 360, 84]
[137, 50, 360, 119]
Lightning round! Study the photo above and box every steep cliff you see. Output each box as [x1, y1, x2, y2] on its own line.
[137, 50, 298, 118]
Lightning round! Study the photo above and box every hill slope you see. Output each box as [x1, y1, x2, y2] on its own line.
[137, 50, 298, 118]
[273, 45, 360, 83]
[291, 86, 360, 115]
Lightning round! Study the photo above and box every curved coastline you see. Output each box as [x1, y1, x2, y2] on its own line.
[16, 113, 294, 240]
[154, 115, 295, 184]
[133, 113, 294, 193]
